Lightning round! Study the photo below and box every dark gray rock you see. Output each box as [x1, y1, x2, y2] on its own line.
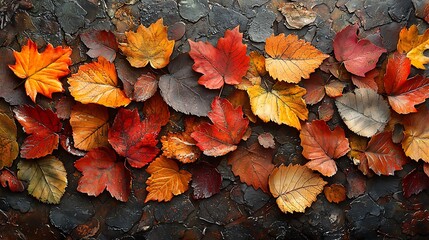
[139, 0, 181, 26]
[248, 9, 276, 42]
[105, 196, 143, 232]
[178, 0, 208, 23]
[55, 1, 87, 34]
[208, 4, 248, 36]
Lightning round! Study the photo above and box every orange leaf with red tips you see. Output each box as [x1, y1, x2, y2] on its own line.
[9, 39, 72, 102]
[228, 142, 274, 192]
[300, 120, 350, 177]
[74, 147, 131, 202]
[143, 93, 170, 127]
[265, 34, 328, 83]
[333, 25, 386, 77]
[191, 97, 249, 157]
[70, 103, 110, 151]
[108, 108, 160, 168]
[383, 52, 429, 114]
[363, 132, 408, 175]
[119, 19, 174, 69]
[189, 26, 249, 89]
[145, 156, 192, 203]
[14, 105, 61, 159]
[68, 56, 131, 108]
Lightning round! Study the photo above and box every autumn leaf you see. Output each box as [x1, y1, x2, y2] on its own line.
[265, 34, 328, 83]
[333, 25, 386, 77]
[351, 69, 379, 91]
[0, 47, 29, 105]
[227, 89, 257, 123]
[397, 25, 429, 69]
[189, 26, 249, 89]
[247, 82, 308, 130]
[383, 52, 429, 114]
[119, 18, 174, 69]
[0, 169, 24, 192]
[258, 132, 275, 149]
[159, 53, 217, 117]
[8, 39, 72, 102]
[18, 156, 67, 204]
[108, 108, 160, 168]
[145, 156, 192, 203]
[68, 56, 131, 108]
[324, 184, 346, 203]
[300, 120, 350, 177]
[14, 105, 62, 159]
[161, 132, 201, 164]
[74, 147, 131, 202]
[269, 164, 327, 214]
[302, 73, 345, 105]
[0, 112, 18, 169]
[191, 97, 249, 157]
[236, 51, 265, 90]
[228, 142, 275, 192]
[70, 103, 110, 151]
[361, 132, 408, 176]
[402, 106, 429, 162]
[335, 88, 390, 137]
[80, 30, 118, 62]
[189, 162, 221, 199]
[143, 93, 170, 127]
[402, 169, 429, 198]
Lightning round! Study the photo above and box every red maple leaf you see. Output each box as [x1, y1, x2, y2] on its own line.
[191, 97, 249, 156]
[143, 93, 170, 127]
[189, 26, 250, 89]
[333, 25, 386, 77]
[383, 52, 429, 114]
[74, 147, 131, 202]
[108, 108, 160, 168]
[14, 105, 62, 159]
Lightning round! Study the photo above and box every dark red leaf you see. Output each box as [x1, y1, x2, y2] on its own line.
[0, 168, 24, 192]
[189, 162, 221, 199]
[402, 168, 429, 198]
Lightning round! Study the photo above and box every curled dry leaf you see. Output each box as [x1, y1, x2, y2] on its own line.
[247, 82, 308, 130]
[265, 34, 329, 83]
[14, 105, 62, 159]
[9, 39, 72, 102]
[258, 132, 275, 149]
[145, 156, 192, 203]
[119, 18, 174, 69]
[383, 52, 429, 114]
[0, 112, 18, 169]
[300, 120, 350, 177]
[189, 26, 249, 89]
[333, 25, 386, 77]
[402, 106, 429, 163]
[161, 132, 201, 164]
[279, 3, 317, 29]
[269, 164, 327, 214]
[324, 184, 347, 203]
[70, 103, 110, 151]
[18, 156, 68, 204]
[80, 30, 118, 62]
[0, 169, 24, 192]
[68, 56, 131, 108]
[74, 147, 131, 202]
[335, 88, 390, 137]
[191, 97, 249, 157]
[397, 25, 429, 69]
[159, 53, 217, 117]
[228, 142, 275, 192]
[108, 108, 160, 168]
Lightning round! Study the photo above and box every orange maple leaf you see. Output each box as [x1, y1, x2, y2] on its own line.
[9, 39, 72, 102]
[397, 25, 429, 69]
[68, 56, 131, 108]
[119, 18, 174, 69]
[145, 156, 192, 202]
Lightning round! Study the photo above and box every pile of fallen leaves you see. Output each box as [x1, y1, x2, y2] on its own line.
[1, 18, 429, 214]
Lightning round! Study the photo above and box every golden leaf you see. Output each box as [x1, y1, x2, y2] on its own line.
[0, 113, 18, 169]
[397, 25, 429, 69]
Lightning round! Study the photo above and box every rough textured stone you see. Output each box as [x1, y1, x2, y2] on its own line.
[248, 9, 276, 42]
[178, 0, 208, 23]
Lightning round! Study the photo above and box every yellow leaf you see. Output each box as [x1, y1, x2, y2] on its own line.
[402, 106, 429, 163]
[145, 156, 192, 202]
[9, 39, 72, 102]
[236, 51, 265, 90]
[119, 18, 174, 69]
[68, 56, 131, 108]
[17, 156, 67, 204]
[247, 82, 308, 130]
[269, 164, 327, 214]
[70, 103, 110, 151]
[0, 113, 18, 169]
[265, 34, 328, 83]
[397, 25, 429, 69]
